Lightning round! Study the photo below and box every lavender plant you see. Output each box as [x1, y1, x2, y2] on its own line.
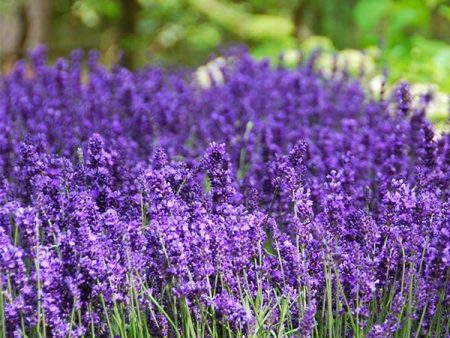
[0, 46, 448, 337]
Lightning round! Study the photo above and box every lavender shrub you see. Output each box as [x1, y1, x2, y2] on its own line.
[0, 46, 448, 337]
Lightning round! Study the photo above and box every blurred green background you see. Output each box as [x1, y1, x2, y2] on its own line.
[0, 0, 449, 94]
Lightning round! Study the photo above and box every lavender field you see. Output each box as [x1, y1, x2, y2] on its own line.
[0, 47, 449, 337]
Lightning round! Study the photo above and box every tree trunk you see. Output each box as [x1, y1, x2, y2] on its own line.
[0, 0, 50, 69]
[120, 0, 139, 69]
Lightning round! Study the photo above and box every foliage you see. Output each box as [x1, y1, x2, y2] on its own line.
[1, 0, 448, 91]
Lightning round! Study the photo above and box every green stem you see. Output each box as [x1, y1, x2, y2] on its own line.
[147, 292, 181, 338]
[99, 293, 114, 337]
[0, 275, 6, 338]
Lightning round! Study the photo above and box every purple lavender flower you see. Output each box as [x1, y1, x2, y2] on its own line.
[0, 47, 448, 336]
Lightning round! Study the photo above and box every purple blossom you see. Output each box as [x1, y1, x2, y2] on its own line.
[0, 47, 448, 336]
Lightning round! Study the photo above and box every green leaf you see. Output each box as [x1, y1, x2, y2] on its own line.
[353, 0, 390, 32]
[243, 14, 294, 41]
[187, 24, 222, 50]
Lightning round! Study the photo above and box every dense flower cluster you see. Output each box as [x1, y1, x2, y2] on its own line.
[0, 46, 448, 337]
